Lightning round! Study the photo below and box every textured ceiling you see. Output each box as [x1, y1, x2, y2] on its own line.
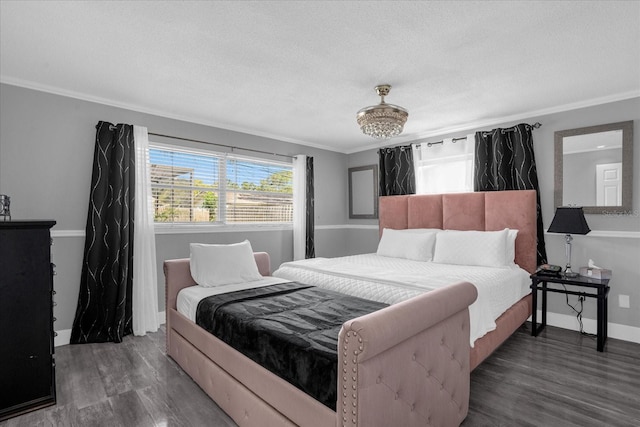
[1, 1, 639, 153]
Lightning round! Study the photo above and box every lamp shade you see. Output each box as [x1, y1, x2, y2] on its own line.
[548, 207, 591, 235]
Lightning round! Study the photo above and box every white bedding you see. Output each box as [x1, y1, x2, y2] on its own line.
[177, 253, 530, 347]
[272, 254, 531, 346]
[177, 276, 292, 321]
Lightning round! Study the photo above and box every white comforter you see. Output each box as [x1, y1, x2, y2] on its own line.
[177, 277, 292, 322]
[273, 254, 531, 346]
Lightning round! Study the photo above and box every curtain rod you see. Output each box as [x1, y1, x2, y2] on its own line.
[416, 122, 542, 149]
[147, 132, 295, 160]
[424, 136, 467, 148]
[483, 121, 542, 136]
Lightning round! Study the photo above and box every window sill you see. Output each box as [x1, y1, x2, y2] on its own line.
[153, 223, 293, 235]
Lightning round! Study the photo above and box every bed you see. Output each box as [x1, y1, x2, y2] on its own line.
[164, 190, 537, 427]
[276, 190, 537, 370]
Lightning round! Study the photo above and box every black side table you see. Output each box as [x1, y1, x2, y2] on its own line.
[530, 272, 610, 351]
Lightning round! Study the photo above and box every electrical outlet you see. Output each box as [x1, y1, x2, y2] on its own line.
[619, 295, 630, 309]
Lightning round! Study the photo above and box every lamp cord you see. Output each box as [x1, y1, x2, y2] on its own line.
[561, 284, 596, 339]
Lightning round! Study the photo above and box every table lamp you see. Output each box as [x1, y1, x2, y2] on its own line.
[548, 207, 590, 277]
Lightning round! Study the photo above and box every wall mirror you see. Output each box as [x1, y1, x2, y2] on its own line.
[554, 120, 633, 214]
[349, 165, 378, 219]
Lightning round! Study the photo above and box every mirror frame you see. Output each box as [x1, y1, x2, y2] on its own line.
[348, 165, 378, 219]
[554, 120, 633, 214]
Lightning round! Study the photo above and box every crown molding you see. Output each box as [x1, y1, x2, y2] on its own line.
[346, 90, 640, 154]
[3, 77, 638, 156]
[0, 77, 333, 153]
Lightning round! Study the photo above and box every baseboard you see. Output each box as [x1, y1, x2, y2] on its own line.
[54, 329, 72, 348]
[54, 310, 637, 347]
[55, 311, 167, 347]
[533, 310, 640, 344]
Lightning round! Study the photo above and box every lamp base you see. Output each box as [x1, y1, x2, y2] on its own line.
[564, 264, 578, 278]
[563, 234, 578, 278]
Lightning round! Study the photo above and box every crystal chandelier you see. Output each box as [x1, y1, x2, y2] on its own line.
[357, 85, 408, 140]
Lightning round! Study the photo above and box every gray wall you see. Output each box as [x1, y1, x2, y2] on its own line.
[1, 82, 637, 338]
[346, 97, 640, 330]
[0, 83, 348, 331]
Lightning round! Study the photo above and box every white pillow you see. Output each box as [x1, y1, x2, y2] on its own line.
[433, 229, 510, 267]
[376, 228, 438, 261]
[505, 229, 518, 265]
[190, 240, 262, 287]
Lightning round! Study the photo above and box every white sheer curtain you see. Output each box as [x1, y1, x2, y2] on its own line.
[292, 155, 307, 261]
[132, 126, 160, 335]
[413, 134, 475, 194]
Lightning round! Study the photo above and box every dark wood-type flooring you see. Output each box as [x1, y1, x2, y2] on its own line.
[2, 324, 638, 427]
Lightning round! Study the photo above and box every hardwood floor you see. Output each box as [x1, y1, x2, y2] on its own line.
[1, 327, 236, 427]
[2, 324, 638, 427]
[463, 325, 639, 427]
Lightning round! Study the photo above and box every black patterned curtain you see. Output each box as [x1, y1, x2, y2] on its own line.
[474, 123, 547, 265]
[378, 145, 415, 196]
[71, 122, 135, 343]
[305, 156, 315, 259]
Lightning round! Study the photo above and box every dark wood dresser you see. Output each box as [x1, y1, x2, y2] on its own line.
[0, 220, 57, 420]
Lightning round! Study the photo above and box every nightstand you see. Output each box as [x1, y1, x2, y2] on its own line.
[530, 272, 610, 351]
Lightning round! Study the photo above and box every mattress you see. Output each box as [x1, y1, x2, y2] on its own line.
[177, 276, 291, 321]
[272, 254, 531, 346]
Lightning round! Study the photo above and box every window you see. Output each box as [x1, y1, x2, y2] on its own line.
[149, 144, 292, 225]
[413, 135, 475, 194]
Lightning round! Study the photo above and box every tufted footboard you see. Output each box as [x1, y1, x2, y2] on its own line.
[164, 255, 477, 427]
[339, 281, 476, 427]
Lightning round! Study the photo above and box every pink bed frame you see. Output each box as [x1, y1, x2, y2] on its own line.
[164, 190, 536, 427]
[378, 190, 537, 369]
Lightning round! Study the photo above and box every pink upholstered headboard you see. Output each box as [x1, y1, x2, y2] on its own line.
[378, 190, 537, 274]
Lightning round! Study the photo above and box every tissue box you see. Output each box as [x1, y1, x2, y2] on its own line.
[579, 267, 611, 280]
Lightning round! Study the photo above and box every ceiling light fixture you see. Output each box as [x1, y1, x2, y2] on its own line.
[357, 84, 408, 140]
